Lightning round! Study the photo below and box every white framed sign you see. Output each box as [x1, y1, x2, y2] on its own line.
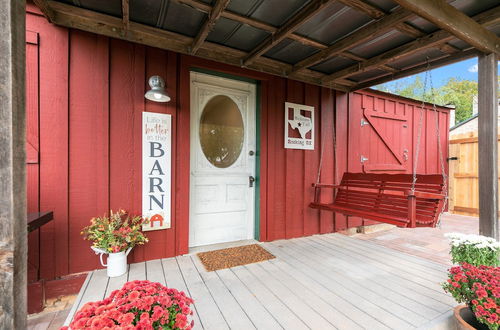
[142, 112, 171, 231]
[284, 102, 314, 150]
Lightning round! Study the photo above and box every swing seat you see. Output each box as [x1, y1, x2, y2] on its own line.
[310, 173, 446, 228]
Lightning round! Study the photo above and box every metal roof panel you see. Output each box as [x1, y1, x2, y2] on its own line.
[207, 17, 270, 52]
[296, 2, 373, 45]
[264, 39, 318, 64]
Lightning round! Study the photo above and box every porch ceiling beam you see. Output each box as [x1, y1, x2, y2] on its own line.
[322, 5, 500, 84]
[242, 0, 334, 67]
[351, 48, 479, 90]
[392, 0, 500, 56]
[121, 0, 129, 30]
[33, 0, 55, 21]
[290, 7, 413, 74]
[189, 0, 230, 55]
[41, 1, 352, 92]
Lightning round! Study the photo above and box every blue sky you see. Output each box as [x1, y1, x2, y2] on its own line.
[376, 58, 500, 90]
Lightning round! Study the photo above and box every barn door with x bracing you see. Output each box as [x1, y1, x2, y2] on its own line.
[349, 92, 411, 174]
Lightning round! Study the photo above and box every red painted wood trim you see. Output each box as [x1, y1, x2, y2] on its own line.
[335, 91, 349, 231]
[259, 80, 269, 242]
[176, 54, 191, 255]
[28, 13, 70, 279]
[26, 30, 38, 45]
[318, 87, 335, 234]
[285, 79, 304, 238]
[68, 31, 110, 273]
[303, 83, 319, 236]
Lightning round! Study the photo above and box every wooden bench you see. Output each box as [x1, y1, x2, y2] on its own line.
[310, 173, 446, 228]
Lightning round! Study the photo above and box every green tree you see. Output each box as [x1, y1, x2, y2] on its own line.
[375, 76, 478, 125]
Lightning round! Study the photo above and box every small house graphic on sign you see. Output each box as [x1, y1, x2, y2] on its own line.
[149, 214, 164, 228]
[284, 102, 314, 150]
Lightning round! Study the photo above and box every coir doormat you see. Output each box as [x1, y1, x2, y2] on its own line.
[197, 244, 275, 271]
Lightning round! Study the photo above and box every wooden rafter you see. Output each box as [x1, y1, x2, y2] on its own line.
[393, 0, 500, 56]
[33, 0, 55, 21]
[172, 0, 330, 51]
[338, 0, 424, 38]
[322, 6, 500, 84]
[190, 0, 230, 55]
[40, 0, 352, 92]
[242, 0, 334, 67]
[121, 0, 129, 30]
[290, 7, 413, 74]
[352, 48, 479, 90]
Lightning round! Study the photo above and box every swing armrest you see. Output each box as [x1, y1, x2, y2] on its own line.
[405, 190, 445, 200]
[311, 183, 342, 189]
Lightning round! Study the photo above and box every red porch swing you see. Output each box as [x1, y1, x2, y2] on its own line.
[310, 64, 447, 228]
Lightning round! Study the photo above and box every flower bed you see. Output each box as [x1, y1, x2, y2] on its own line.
[63, 280, 194, 329]
[443, 263, 500, 329]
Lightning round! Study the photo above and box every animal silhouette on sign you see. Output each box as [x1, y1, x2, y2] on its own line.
[149, 214, 164, 228]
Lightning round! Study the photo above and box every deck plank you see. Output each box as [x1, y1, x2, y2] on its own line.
[230, 265, 308, 330]
[258, 260, 363, 329]
[76, 269, 109, 306]
[304, 236, 450, 315]
[65, 233, 455, 329]
[191, 256, 256, 329]
[313, 235, 455, 305]
[161, 258, 202, 329]
[127, 261, 146, 281]
[266, 242, 412, 329]
[283, 238, 430, 327]
[332, 234, 448, 275]
[215, 267, 284, 329]
[176, 255, 229, 330]
[63, 271, 92, 326]
[332, 233, 447, 271]
[105, 269, 129, 297]
[146, 259, 166, 285]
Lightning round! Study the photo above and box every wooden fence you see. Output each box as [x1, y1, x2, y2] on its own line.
[448, 131, 500, 216]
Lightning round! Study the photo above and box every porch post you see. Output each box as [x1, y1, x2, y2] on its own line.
[478, 53, 499, 240]
[0, 0, 27, 328]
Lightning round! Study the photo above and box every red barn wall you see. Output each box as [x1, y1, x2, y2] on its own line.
[26, 9, 450, 279]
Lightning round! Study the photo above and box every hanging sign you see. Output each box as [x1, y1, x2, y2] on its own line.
[284, 102, 314, 150]
[142, 112, 171, 231]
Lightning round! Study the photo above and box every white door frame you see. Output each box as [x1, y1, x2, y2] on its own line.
[189, 71, 257, 247]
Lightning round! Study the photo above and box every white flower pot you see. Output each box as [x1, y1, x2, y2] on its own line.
[91, 246, 132, 277]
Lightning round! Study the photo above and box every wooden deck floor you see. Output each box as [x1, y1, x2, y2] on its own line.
[64, 233, 455, 329]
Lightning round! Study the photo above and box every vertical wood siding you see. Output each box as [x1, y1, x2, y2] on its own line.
[26, 12, 450, 278]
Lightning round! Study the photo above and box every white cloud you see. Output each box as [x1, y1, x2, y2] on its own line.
[468, 64, 478, 73]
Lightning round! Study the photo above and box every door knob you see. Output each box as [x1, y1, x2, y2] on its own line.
[249, 176, 255, 187]
[249, 150, 255, 156]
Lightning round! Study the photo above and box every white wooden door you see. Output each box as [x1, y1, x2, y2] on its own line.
[189, 72, 256, 247]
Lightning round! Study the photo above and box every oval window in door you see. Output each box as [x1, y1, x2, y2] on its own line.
[199, 95, 244, 168]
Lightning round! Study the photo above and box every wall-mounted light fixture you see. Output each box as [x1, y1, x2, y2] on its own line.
[145, 75, 171, 102]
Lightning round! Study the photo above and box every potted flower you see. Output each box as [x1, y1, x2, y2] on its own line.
[63, 280, 194, 329]
[443, 263, 499, 330]
[443, 233, 500, 329]
[81, 210, 148, 277]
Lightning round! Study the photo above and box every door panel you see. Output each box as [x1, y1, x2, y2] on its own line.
[189, 72, 256, 247]
[351, 93, 411, 174]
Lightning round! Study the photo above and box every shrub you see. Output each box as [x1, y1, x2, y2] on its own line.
[443, 263, 500, 330]
[63, 280, 194, 329]
[445, 233, 500, 267]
